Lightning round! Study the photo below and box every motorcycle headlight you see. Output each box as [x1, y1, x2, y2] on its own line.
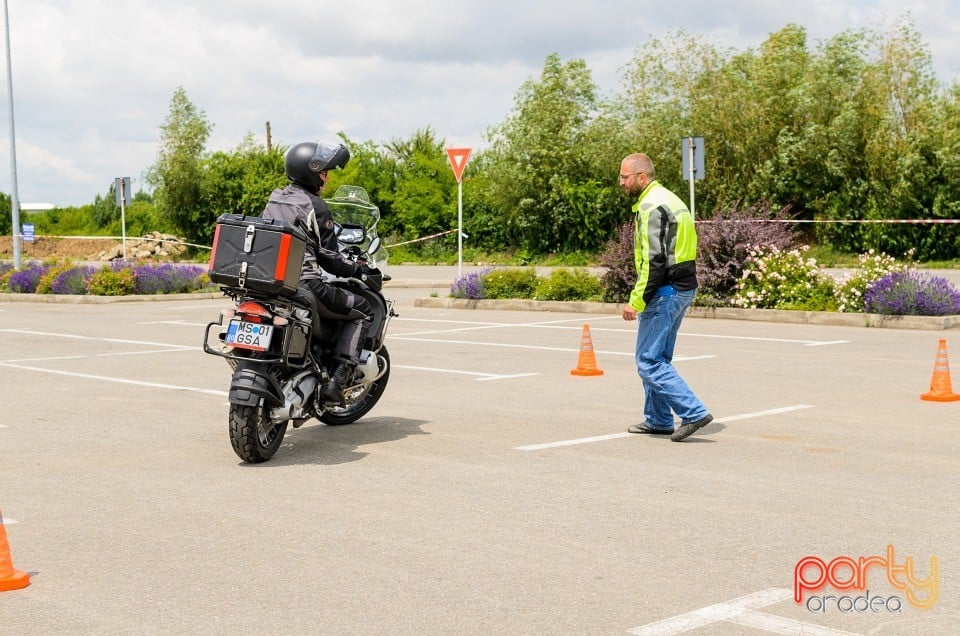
[338, 224, 366, 245]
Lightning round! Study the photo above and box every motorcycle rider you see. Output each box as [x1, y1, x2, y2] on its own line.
[261, 140, 381, 403]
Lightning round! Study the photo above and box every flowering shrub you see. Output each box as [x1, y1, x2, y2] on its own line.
[47, 265, 97, 295]
[696, 202, 798, 298]
[450, 268, 489, 299]
[597, 222, 635, 303]
[133, 263, 207, 294]
[731, 245, 836, 311]
[865, 270, 960, 316]
[35, 262, 98, 295]
[0, 262, 14, 290]
[87, 266, 137, 296]
[598, 203, 798, 304]
[833, 249, 911, 313]
[6, 262, 51, 293]
[0, 260, 211, 295]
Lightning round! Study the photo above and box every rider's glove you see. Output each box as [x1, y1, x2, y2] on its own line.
[359, 264, 383, 292]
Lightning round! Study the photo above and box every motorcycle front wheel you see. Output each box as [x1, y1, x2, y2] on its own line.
[228, 402, 288, 463]
[320, 346, 390, 426]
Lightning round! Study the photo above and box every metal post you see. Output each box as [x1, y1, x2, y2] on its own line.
[3, 0, 20, 268]
[457, 180, 463, 279]
[688, 137, 696, 219]
[119, 178, 127, 261]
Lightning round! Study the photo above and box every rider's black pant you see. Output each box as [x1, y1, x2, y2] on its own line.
[304, 279, 373, 366]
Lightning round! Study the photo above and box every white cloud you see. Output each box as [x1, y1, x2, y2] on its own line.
[0, 0, 957, 207]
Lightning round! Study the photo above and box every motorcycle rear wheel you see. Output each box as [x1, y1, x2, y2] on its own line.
[229, 403, 288, 463]
[320, 346, 390, 426]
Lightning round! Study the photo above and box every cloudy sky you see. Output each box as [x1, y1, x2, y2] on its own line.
[2, 0, 959, 208]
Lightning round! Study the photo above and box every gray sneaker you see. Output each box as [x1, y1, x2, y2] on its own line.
[670, 414, 713, 442]
[628, 423, 674, 435]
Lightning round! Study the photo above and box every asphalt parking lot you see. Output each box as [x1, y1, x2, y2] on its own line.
[1, 285, 958, 634]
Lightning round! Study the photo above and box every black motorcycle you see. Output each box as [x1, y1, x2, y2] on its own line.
[202, 186, 395, 463]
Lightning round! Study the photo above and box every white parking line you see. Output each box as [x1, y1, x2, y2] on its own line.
[0, 362, 228, 397]
[628, 587, 860, 635]
[394, 364, 538, 381]
[393, 336, 714, 361]
[395, 316, 618, 337]
[679, 333, 848, 346]
[394, 335, 630, 356]
[0, 328, 191, 349]
[2, 348, 196, 363]
[139, 320, 206, 326]
[395, 318, 847, 346]
[515, 405, 814, 451]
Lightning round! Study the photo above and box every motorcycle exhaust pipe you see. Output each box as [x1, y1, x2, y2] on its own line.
[269, 370, 317, 422]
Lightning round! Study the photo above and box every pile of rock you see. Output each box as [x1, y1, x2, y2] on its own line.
[97, 232, 191, 261]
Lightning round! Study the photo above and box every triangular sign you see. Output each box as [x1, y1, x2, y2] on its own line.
[446, 147, 471, 183]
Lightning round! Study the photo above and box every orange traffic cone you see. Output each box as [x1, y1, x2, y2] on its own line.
[0, 509, 30, 592]
[921, 339, 960, 402]
[571, 324, 604, 376]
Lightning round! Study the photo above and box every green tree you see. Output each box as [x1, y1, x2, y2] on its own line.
[0, 192, 10, 235]
[383, 127, 456, 239]
[858, 21, 948, 257]
[324, 135, 398, 233]
[618, 32, 728, 205]
[195, 135, 286, 244]
[486, 53, 610, 253]
[935, 84, 960, 256]
[145, 87, 213, 242]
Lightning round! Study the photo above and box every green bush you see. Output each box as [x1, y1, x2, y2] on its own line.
[535, 268, 603, 301]
[87, 266, 136, 296]
[483, 268, 539, 299]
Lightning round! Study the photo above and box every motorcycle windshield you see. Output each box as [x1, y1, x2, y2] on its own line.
[326, 185, 388, 269]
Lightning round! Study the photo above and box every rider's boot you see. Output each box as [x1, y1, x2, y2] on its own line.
[320, 362, 354, 403]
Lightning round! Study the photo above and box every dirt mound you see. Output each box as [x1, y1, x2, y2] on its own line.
[0, 236, 121, 261]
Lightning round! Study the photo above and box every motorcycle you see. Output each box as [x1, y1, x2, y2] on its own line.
[202, 185, 395, 463]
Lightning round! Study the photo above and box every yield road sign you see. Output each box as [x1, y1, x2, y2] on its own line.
[445, 148, 471, 183]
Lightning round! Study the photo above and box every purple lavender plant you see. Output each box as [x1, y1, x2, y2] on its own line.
[6, 262, 50, 293]
[865, 270, 960, 316]
[133, 263, 206, 294]
[450, 268, 489, 299]
[50, 265, 97, 295]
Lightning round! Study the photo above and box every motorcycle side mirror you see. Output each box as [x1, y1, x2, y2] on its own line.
[368, 236, 381, 254]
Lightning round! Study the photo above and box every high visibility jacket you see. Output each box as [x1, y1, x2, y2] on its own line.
[629, 180, 699, 312]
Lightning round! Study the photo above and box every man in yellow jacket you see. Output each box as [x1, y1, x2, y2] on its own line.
[619, 153, 713, 442]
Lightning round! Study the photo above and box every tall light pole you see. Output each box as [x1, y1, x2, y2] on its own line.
[2, 0, 20, 268]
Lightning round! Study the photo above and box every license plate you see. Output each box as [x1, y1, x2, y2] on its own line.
[225, 319, 274, 351]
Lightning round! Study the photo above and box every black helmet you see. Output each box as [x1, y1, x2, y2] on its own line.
[284, 141, 351, 193]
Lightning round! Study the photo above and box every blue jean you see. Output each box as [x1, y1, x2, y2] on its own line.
[635, 288, 708, 430]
